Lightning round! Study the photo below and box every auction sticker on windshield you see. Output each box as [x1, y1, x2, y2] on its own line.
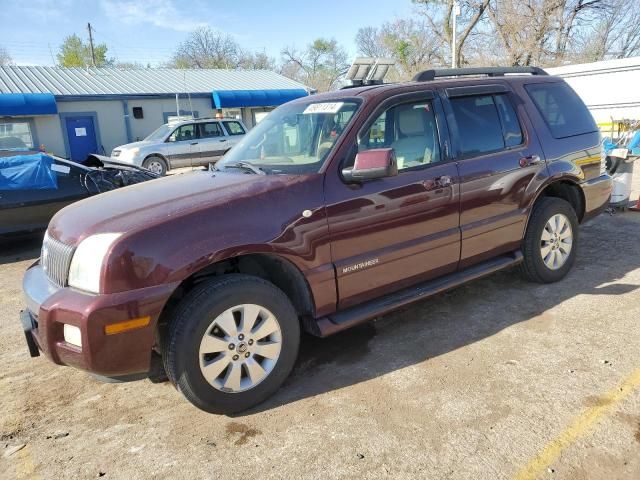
[303, 102, 344, 114]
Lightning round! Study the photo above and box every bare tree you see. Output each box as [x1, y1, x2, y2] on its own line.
[414, 0, 491, 66]
[572, 0, 640, 61]
[485, 0, 605, 66]
[0, 46, 12, 66]
[281, 38, 349, 91]
[171, 27, 275, 69]
[355, 26, 393, 58]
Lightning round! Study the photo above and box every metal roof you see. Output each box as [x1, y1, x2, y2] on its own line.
[0, 66, 309, 96]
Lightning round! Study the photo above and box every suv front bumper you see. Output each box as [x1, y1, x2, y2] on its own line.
[21, 263, 178, 377]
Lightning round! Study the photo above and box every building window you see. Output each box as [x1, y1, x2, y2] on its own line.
[0, 120, 34, 149]
[222, 109, 242, 120]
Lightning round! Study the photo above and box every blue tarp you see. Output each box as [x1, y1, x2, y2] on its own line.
[212, 89, 308, 109]
[0, 153, 58, 190]
[0, 93, 57, 116]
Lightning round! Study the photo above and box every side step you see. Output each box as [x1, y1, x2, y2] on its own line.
[314, 251, 523, 337]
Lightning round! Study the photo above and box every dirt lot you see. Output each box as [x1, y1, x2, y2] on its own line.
[2, 195, 640, 479]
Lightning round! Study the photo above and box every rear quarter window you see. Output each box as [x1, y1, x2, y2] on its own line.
[524, 82, 597, 139]
[223, 121, 245, 136]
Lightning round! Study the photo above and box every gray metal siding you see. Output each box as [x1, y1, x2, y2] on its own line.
[0, 66, 309, 96]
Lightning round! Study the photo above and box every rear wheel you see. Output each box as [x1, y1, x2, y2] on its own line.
[143, 156, 168, 176]
[163, 274, 300, 414]
[521, 197, 579, 283]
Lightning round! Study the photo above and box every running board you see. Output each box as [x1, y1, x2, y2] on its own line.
[314, 251, 523, 337]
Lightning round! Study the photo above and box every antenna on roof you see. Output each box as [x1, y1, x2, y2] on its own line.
[345, 57, 395, 87]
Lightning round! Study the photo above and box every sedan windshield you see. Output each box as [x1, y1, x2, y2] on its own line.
[218, 100, 360, 175]
[145, 124, 172, 141]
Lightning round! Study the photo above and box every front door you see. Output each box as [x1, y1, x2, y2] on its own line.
[441, 85, 547, 268]
[325, 93, 461, 310]
[65, 116, 98, 162]
[166, 123, 200, 168]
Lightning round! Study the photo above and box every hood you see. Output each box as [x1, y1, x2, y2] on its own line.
[114, 140, 154, 151]
[48, 170, 307, 245]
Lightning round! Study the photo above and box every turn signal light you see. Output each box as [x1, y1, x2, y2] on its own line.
[104, 316, 151, 335]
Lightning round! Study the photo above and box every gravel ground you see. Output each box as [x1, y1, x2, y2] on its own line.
[1, 178, 640, 480]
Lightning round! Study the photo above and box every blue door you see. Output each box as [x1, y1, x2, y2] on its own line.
[65, 116, 98, 162]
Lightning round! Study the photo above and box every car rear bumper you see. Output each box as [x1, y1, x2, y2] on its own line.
[581, 174, 613, 221]
[22, 263, 178, 377]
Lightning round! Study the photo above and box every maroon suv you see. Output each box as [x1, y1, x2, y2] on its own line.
[21, 67, 612, 413]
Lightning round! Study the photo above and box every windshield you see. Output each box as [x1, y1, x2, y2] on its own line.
[218, 100, 360, 175]
[145, 124, 173, 141]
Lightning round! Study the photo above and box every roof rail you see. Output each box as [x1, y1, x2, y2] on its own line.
[412, 66, 548, 82]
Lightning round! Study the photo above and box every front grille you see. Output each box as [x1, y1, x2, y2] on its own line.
[41, 232, 74, 287]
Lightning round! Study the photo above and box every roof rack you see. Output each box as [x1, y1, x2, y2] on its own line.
[412, 66, 547, 82]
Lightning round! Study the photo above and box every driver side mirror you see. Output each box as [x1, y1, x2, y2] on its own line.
[342, 148, 398, 182]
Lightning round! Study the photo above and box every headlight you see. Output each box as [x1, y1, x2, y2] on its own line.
[68, 233, 122, 293]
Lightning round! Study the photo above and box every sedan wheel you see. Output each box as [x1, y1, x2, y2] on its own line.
[142, 156, 167, 176]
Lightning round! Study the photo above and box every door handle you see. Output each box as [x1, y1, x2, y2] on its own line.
[219, 139, 227, 142]
[519, 155, 541, 167]
[435, 175, 452, 187]
[423, 175, 452, 191]
[190, 142, 198, 145]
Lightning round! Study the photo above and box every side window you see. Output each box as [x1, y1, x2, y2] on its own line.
[450, 95, 505, 157]
[223, 121, 245, 136]
[494, 94, 523, 148]
[199, 122, 223, 139]
[168, 124, 196, 142]
[525, 82, 597, 139]
[359, 100, 441, 171]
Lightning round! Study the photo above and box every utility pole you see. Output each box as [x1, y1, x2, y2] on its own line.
[451, 1, 460, 68]
[87, 22, 96, 67]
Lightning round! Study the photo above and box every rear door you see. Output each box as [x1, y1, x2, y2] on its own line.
[325, 91, 461, 309]
[197, 121, 228, 165]
[441, 84, 547, 268]
[165, 123, 200, 168]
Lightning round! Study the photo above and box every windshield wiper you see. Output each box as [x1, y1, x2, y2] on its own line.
[223, 161, 266, 175]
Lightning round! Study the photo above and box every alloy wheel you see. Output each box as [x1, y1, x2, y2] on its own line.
[198, 304, 282, 393]
[540, 213, 573, 270]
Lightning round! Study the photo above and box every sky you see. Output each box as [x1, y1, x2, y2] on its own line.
[0, 0, 416, 67]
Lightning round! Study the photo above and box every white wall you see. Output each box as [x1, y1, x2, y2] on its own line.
[547, 57, 640, 125]
[33, 115, 65, 156]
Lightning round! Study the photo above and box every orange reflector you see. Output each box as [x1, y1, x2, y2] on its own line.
[104, 316, 151, 335]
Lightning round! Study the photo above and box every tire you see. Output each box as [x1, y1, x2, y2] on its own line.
[520, 197, 579, 283]
[163, 274, 300, 414]
[142, 155, 168, 176]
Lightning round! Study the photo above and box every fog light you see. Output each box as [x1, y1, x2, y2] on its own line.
[63, 324, 82, 348]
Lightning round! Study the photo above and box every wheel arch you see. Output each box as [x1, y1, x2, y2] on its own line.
[156, 252, 317, 341]
[524, 177, 585, 234]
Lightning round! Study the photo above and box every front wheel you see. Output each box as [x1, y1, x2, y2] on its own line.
[142, 156, 168, 176]
[520, 197, 579, 283]
[163, 274, 300, 414]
